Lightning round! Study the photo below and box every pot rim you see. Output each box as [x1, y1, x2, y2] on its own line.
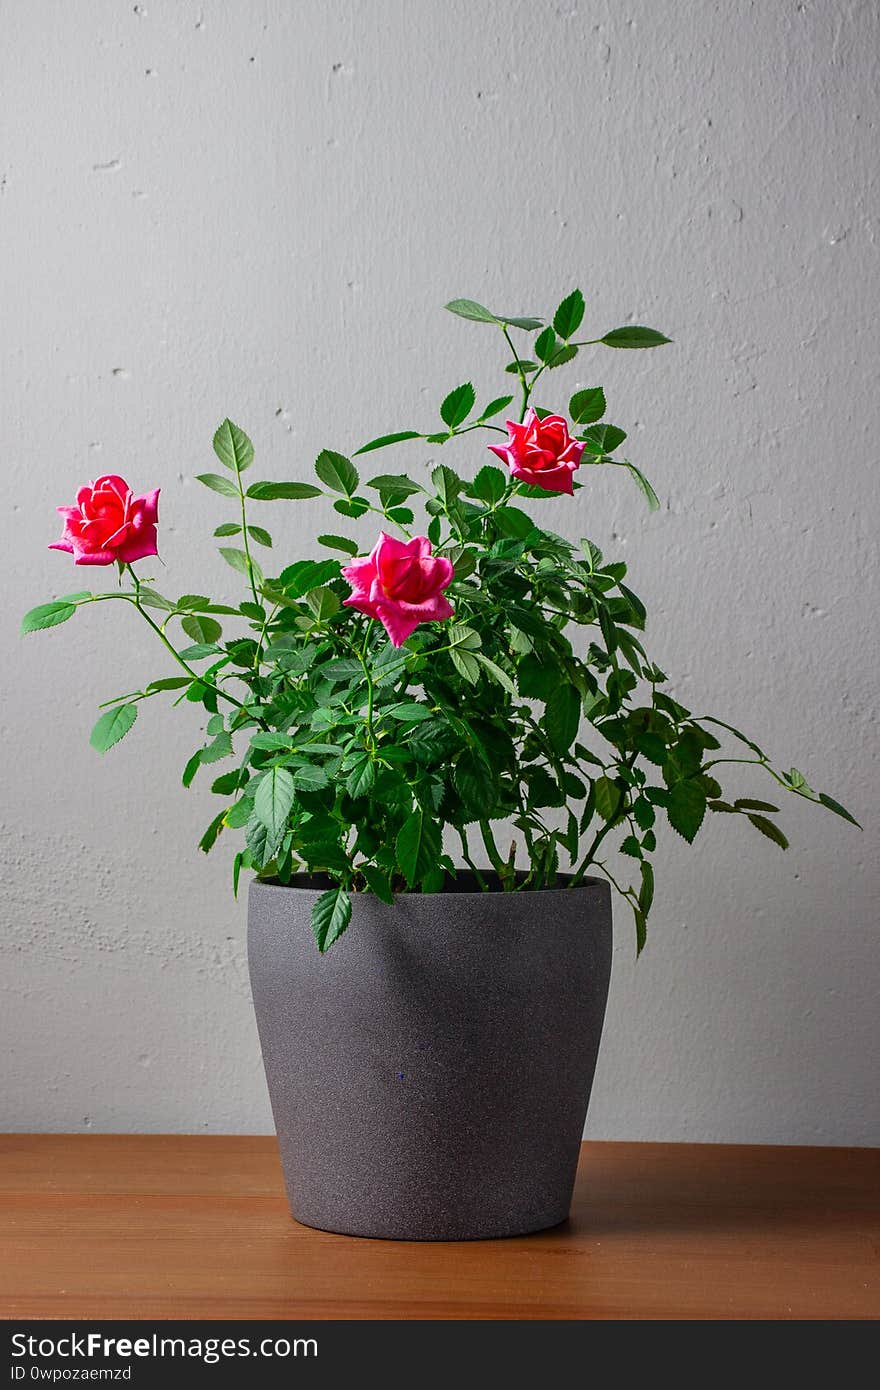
[249, 870, 606, 897]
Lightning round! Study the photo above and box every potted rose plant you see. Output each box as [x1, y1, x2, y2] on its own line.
[23, 290, 857, 1241]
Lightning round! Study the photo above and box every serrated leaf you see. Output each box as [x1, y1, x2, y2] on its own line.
[365, 473, 422, 500]
[90, 703, 137, 753]
[21, 601, 76, 634]
[353, 431, 421, 456]
[254, 766, 295, 842]
[569, 387, 606, 425]
[734, 798, 779, 813]
[181, 614, 222, 644]
[499, 312, 544, 330]
[396, 808, 441, 888]
[362, 864, 394, 903]
[440, 382, 476, 430]
[450, 648, 480, 684]
[214, 522, 241, 537]
[278, 558, 341, 597]
[219, 547, 263, 584]
[542, 684, 581, 755]
[213, 418, 254, 472]
[196, 472, 239, 497]
[315, 449, 359, 496]
[311, 886, 352, 953]
[625, 462, 660, 512]
[478, 394, 514, 420]
[346, 756, 376, 798]
[147, 676, 191, 693]
[445, 298, 497, 323]
[453, 751, 496, 817]
[474, 653, 517, 698]
[246, 481, 322, 500]
[582, 423, 627, 455]
[199, 732, 233, 765]
[667, 780, 706, 842]
[448, 624, 481, 651]
[292, 764, 330, 792]
[818, 792, 861, 828]
[317, 533, 359, 555]
[534, 326, 558, 362]
[748, 813, 789, 850]
[247, 525, 272, 548]
[305, 586, 341, 620]
[547, 344, 578, 368]
[554, 289, 585, 339]
[333, 496, 370, 519]
[594, 776, 623, 822]
[601, 326, 672, 349]
[182, 749, 202, 787]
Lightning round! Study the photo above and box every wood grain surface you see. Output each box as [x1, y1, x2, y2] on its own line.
[1, 1136, 877, 1320]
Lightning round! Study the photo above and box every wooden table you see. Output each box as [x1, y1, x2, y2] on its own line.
[1, 1136, 877, 1320]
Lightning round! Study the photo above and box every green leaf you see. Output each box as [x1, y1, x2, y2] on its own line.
[543, 685, 581, 755]
[90, 703, 137, 753]
[181, 614, 222, 645]
[21, 601, 76, 634]
[569, 388, 606, 425]
[445, 298, 497, 323]
[136, 586, 175, 611]
[582, 423, 627, 455]
[178, 643, 222, 660]
[478, 395, 514, 420]
[450, 648, 480, 684]
[384, 702, 434, 723]
[440, 382, 476, 429]
[633, 902, 647, 956]
[199, 732, 233, 765]
[734, 798, 779, 813]
[818, 793, 861, 828]
[199, 810, 226, 854]
[317, 533, 359, 555]
[314, 449, 358, 496]
[365, 473, 422, 500]
[667, 780, 706, 842]
[396, 809, 441, 888]
[454, 751, 496, 817]
[219, 547, 263, 584]
[601, 326, 672, 349]
[176, 594, 212, 610]
[362, 864, 394, 904]
[554, 289, 585, 339]
[247, 525, 272, 548]
[638, 861, 655, 917]
[470, 465, 507, 505]
[499, 312, 544, 330]
[346, 756, 376, 799]
[534, 326, 558, 362]
[449, 624, 481, 651]
[147, 676, 191, 693]
[292, 764, 330, 792]
[246, 481, 322, 500]
[254, 766, 295, 843]
[353, 431, 421, 456]
[594, 776, 623, 822]
[196, 472, 239, 497]
[505, 359, 540, 375]
[305, 586, 341, 621]
[182, 749, 202, 787]
[748, 813, 789, 850]
[493, 506, 535, 540]
[311, 885, 352, 953]
[548, 345, 578, 369]
[213, 418, 254, 473]
[474, 653, 517, 698]
[625, 462, 660, 512]
[278, 558, 341, 597]
[214, 522, 241, 537]
[333, 496, 370, 519]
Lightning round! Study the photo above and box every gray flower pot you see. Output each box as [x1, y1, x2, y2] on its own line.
[247, 873, 612, 1241]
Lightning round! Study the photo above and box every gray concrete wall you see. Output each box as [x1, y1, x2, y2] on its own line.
[2, 0, 877, 1143]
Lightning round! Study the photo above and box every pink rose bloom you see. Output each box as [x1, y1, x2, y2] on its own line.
[50, 475, 160, 566]
[488, 407, 584, 495]
[342, 533, 454, 647]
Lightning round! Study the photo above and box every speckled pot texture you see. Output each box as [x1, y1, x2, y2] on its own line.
[247, 874, 612, 1241]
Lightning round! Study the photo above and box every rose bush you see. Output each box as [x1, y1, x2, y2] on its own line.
[23, 290, 858, 952]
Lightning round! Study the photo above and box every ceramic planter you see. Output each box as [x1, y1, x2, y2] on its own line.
[248, 873, 612, 1241]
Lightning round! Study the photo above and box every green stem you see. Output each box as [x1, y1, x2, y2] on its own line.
[478, 819, 506, 881]
[502, 326, 531, 422]
[234, 467, 261, 610]
[457, 828, 488, 890]
[357, 619, 377, 751]
[126, 568, 251, 719]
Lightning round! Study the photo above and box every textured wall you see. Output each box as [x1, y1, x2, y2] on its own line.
[2, 0, 877, 1143]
